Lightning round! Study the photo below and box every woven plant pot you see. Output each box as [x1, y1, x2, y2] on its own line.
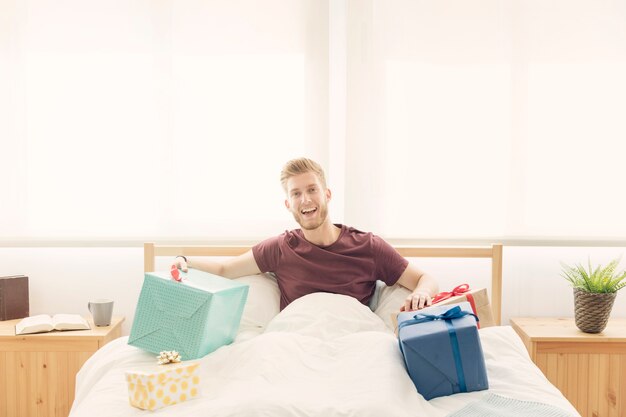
[573, 288, 616, 333]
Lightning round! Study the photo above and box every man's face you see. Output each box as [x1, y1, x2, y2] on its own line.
[285, 172, 331, 230]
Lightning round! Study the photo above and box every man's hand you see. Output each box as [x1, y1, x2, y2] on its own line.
[396, 263, 438, 312]
[401, 290, 433, 312]
[173, 256, 189, 273]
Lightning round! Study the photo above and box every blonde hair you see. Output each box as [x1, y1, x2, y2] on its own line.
[280, 158, 327, 192]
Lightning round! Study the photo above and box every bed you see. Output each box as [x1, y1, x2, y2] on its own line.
[69, 243, 580, 417]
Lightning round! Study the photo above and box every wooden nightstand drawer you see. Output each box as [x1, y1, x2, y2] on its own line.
[510, 317, 626, 417]
[0, 316, 124, 417]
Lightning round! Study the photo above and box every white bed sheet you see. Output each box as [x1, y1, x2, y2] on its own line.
[70, 293, 579, 417]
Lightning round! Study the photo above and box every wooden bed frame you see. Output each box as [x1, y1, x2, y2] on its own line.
[143, 243, 504, 325]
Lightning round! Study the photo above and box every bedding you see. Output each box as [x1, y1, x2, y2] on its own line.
[70, 288, 579, 417]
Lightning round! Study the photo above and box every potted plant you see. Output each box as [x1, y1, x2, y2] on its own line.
[561, 257, 626, 333]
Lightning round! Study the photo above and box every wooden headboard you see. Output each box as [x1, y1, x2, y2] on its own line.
[144, 243, 503, 325]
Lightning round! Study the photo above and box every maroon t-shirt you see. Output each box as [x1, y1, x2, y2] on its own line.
[252, 224, 409, 310]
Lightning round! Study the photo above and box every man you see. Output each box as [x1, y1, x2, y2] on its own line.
[174, 158, 438, 312]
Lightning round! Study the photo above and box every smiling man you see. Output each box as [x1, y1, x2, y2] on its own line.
[175, 157, 438, 312]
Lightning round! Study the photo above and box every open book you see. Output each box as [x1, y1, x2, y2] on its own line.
[15, 314, 90, 335]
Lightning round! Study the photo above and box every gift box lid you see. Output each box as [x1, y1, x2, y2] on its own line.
[125, 362, 200, 385]
[149, 269, 248, 293]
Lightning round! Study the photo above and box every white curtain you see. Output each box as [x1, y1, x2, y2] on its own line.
[0, 0, 328, 242]
[346, 0, 626, 241]
[2, 0, 626, 243]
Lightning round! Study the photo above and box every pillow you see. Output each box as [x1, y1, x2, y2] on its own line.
[232, 273, 280, 335]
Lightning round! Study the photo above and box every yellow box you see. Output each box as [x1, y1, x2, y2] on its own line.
[125, 362, 200, 411]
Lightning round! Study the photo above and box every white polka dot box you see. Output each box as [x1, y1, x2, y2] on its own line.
[125, 362, 200, 410]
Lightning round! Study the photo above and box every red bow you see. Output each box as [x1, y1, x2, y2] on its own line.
[170, 264, 181, 282]
[431, 283, 480, 329]
[432, 284, 470, 304]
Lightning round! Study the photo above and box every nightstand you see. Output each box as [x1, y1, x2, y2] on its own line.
[0, 316, 124, 417]
[510, 317, 626, 417]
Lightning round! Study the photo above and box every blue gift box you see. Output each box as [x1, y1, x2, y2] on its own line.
[397, 302, 489, 400]
[128, 269, 248, 360]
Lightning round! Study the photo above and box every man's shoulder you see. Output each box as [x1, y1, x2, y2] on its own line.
[255, 229, 302, 247]
[340, 224, 395, 250]
[341, 224, 376, 239]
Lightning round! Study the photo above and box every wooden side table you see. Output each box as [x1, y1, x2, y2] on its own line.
[0, 316, 124, 417]
[510, 317, 626, 417]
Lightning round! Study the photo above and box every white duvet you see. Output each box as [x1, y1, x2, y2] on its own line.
[70, 293, 579, 417]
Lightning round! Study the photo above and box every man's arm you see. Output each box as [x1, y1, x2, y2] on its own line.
[396, 262, 439, 311]
[173, 250, 262, 278]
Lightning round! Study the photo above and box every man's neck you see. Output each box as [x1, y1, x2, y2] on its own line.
[301, 221, 341, 247]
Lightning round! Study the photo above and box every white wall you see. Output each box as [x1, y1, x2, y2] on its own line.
[1, 245, 625, 335]
[1, 247, 144, 335]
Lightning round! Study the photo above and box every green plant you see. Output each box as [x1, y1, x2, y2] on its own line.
[561, 257, 626, 293]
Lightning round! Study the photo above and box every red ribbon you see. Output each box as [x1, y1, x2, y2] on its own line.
[432, 284, 470, 304]
[432, 284, 480, 329]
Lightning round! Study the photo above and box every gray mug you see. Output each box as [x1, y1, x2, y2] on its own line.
[88, 299, 114, 326]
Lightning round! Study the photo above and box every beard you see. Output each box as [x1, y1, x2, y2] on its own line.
[292, 203, 329, 230]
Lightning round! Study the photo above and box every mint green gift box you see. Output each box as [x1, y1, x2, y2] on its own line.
[128, 269, 249, 360]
